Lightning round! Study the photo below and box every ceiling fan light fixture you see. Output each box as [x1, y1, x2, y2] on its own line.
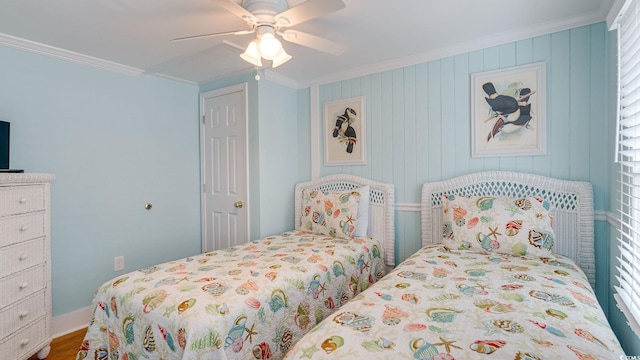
[240, 40, 262, 66]
[271, 48, 292, 68]
[257, 32, 282, 60]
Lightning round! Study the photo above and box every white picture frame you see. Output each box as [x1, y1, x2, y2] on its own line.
[323, 96, 367, 166]
[471, 62, 546, 157]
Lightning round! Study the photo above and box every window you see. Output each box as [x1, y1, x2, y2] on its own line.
[615, 0, 640, 338]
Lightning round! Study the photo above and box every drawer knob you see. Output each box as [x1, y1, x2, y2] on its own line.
[19, 253, 28, 261]
[19, 282, 29, 290]
[20, 339, 30, 346]
[19, 197, 28, 204]
[19, 310, 29, 318]
[20, 225, 29, 232]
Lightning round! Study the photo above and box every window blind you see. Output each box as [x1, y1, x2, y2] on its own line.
[616, 0, 640, 338]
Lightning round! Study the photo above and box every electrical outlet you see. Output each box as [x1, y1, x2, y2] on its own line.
[114, 256, 125, 271]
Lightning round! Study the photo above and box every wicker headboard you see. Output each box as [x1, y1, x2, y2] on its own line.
[295, 174, 395, 266]
[421, 171, 595, 287]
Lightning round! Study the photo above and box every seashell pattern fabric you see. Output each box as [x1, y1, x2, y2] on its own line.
[300, 188, 365, 239]
[283, 246, 624, 359]
[76, 231, 385, 360]
[442, 195, 556, 258]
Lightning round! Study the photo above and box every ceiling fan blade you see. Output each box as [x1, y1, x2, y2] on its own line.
[275, 0, 345, 27]
[211, 0, 257, 24]
[279, 30, 346, 56]
[171, 29, 254, 42]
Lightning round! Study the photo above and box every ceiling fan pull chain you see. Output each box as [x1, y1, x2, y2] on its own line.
[255, 66, 261, 81]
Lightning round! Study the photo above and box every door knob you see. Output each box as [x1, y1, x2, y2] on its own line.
[234, 201, 244, 208]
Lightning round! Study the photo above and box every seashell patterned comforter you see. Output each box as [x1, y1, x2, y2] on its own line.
[284, 245, 625, 359]
[76, 231, 385, 360]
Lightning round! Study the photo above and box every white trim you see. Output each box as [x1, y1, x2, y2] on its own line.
[150, 72, 199, 85]
[0, 32, 143, 77]
[300, 10, 606, 88]
[52, 306, 91, 338]
[607, 0, 631, 30]
[395, 202, 420, 212]
[263, 69, 298, 89]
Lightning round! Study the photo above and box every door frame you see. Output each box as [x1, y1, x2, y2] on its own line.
[199, 82, 250, 252]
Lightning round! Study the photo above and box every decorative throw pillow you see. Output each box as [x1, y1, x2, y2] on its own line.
[442, 194, 555, 257]
[353, 186, 370, 237]
[301, 188, 363, 239]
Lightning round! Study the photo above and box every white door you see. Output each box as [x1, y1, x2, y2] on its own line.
[200, 84, 249, 252]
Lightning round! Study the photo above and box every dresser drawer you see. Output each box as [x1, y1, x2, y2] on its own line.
[0, 316, 48, 360]
[0, 213, 45, 248]
[0, 185, 45, 217]
[0, 291, 46, 341]
[0, 238, 45, 278]
[0, 264, 45, 309]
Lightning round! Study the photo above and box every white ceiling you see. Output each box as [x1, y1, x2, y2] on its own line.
[0, 0, 615, 88]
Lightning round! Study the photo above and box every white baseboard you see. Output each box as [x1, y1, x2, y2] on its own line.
[52, 306, 91, 338]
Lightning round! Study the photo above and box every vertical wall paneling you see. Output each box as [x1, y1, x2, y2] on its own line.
[550, 30, 572, 179]
[404, 66, 417, 203]
[440, 58, 456, 180]
[392, 68, 405, 201]
[497, 43, 518, 170]
[415, 63, 429, 184]
[514, 39, 536, 172]
[570, 26, 592, 181]
[532, 34, 553, 175]
[427, 61, 443, 181]
[481, 46, 502, 170]
[360, 75, 373, 181]
[313, 22, 610, 264]
[468, 50, 486, 174]
[381, 71, 394, 185]
[453, 54, 470, 176]
[370, 74, 383, 181]
[589, 23, 608, 207]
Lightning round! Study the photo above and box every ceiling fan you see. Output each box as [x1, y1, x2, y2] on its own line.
[172, 0, 347, 68]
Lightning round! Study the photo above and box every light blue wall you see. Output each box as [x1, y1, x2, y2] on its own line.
[0, 46, 202, 316]
[3, 18, 636, 353]
[258, 80, 299, 235]
[315, 22, 611, 262]
[303, 22, 638, 352]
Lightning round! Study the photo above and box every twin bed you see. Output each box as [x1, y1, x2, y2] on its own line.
[77, 175, 395, 360]
[78, 172, 625, 360]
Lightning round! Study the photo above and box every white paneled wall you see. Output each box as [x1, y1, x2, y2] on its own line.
[313, 23, 611, 265]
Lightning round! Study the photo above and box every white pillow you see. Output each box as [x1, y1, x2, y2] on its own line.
[353, 186, 370, 237]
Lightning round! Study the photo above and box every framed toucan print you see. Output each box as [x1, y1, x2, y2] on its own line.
[324, 96, 367, 166]
[470, 62, 546, 157]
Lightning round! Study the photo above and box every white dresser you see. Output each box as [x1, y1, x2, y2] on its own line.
[0, 173, 54, 360]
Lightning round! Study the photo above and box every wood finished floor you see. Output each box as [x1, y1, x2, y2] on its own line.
[27, 328, 86, 360]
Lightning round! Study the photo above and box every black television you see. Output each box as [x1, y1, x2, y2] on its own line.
[0, 121, 9, 169]
[0, 121, 23, 173]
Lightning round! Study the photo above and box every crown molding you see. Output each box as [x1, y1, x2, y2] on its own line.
[263, 69, 299, 89]
[301, 10, 608, 88]
[0, 32, 144, 77]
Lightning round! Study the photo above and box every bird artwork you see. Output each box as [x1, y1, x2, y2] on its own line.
[482, 82, 536, 142]
[331, 107, 358, 153]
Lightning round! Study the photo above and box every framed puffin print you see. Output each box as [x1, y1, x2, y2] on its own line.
[323, 96, 367, 166]
[470, 62, 546, 157]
